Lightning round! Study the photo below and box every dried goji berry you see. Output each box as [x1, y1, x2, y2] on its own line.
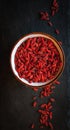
[50, 98, 55, 102]
[48, 21, 53, 27]
[32, 87, 38, 92]
[54, 80, 60, 85]
[31, 123, 35, 128]
[49, 112, 53, 119]
[55, 29, 60, 34]
[58, 41, 62, 45]
[49, 122, 54, 130]
[51, 0, 59, 16]
[32, 101, 37, 107]
[40, 12, 49, 21]
[33, 96, 36, 100]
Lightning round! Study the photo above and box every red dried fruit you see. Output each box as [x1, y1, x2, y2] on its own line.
[51, 86, 55, 89]
[32, 87, 38, 92]
[55, 29, 60, 34]
[58, 41, 62, 45]
[48, 21, 53, 27]
[15, 37, 62, 83]
[50, 98, 55, 102]
[31, 123, 35, 128]
[38, 102, 53, 128]
[51, 0, 59, 16]
[40, 11, 49, 21]
[40, 104, 47, 108]
[40, 85, 55, 98]
[49, 122, 54, 130]
[32, 101, 37, 107]
[33, 96, 36, 100]
[49, 112, 53, 119]
[54, 80, 60, 85]
[47, 102, 52, 108]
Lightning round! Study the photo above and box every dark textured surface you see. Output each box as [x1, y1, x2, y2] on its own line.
[0, 0, 69, 130]
[67, 0, 70, 130]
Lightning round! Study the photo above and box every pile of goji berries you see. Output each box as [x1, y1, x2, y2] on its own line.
[38, 102, 53, 129]
[15, 37, 61, 83]
[40, 0, 60, 35]
[31, 81, 60, 129]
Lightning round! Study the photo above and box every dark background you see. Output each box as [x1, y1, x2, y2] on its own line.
[0, 0, 69, 130]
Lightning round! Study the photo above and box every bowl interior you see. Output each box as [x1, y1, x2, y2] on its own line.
[11, 33, 65, 87]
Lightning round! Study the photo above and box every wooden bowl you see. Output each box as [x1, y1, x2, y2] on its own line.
[10, 32, 65, 88]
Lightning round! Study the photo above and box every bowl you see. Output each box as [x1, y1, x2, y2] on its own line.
[10, 32, 65, 88]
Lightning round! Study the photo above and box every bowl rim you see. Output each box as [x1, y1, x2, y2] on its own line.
[10, 32, 65, 88]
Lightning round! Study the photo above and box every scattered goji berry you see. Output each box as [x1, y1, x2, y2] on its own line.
[40, 11, 49, 21]
[51, 0, 59, 16]
[54, 80, 60, 85]
[32, 87, 38, 92]
[55, 29, 60, 34]
[49, 122, 54, 130]
[40, 85, 55, 98]
[49, 112, 53, 119]
[33, 96, 36, 100]
[50, 98, 55, 102]
[32, 101, 37, 107]
[48, 21, 53, 27]
[31, 123, 35, 128]
[58, 41, 62, 45]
